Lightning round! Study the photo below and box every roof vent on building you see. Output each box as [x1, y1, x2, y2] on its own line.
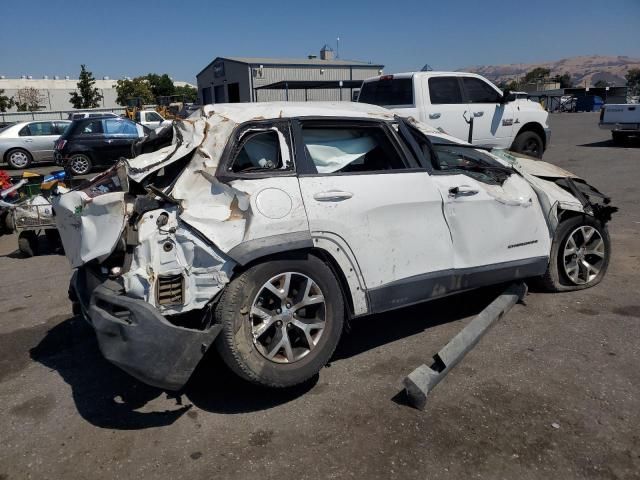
[308, 54, 317, 59]
[320, 44, 334, 61]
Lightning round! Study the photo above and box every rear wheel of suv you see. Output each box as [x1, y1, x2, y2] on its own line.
[512, 131, 544, 158]
[69, 154, 92, 176]
[538, 215, 610, 292]
[215, 254, 344, 387]
[6, 148, 32, 169]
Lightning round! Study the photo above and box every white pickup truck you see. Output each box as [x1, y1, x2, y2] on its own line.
[599, 103, 640, 143]
[358, 72, 551, 158]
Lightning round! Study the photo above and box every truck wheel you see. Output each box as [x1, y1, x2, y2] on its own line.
[6, 149, 33, 169]
[611, 131, 627, 145]
[512, 131, 544, 158]
[538, 216, 610, 292]
[215, 254, 344, 387]
[18, 231, 39, 257]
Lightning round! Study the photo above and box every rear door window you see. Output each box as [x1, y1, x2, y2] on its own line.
[358, 78, 414, 106]
[462, 78, 501, 103]
[230, 130, 290, 173]
[428, 77, 463, 104]
[25, 122, 55, 136]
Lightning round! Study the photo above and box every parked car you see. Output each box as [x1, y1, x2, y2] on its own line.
[52, 102, 615, 392]
[0, 120, 71, 169]
[358, 72, 551, 158]
[134, 109, 171, 129]
[599, 103, 640, 143]
[67, 112, 120, 121]
[54, 116, 171, 175]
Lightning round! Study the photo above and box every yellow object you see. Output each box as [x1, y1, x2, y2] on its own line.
[22, 171, 40, 178]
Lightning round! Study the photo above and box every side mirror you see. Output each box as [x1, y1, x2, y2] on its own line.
[501, 89, 516, 103]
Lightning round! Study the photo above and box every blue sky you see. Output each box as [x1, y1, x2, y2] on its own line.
[0, 0, 638, 82]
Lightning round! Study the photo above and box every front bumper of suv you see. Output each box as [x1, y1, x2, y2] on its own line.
[70, 268, 221, 391]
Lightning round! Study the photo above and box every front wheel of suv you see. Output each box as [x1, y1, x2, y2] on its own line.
[214, 254, 345, 388]
[538, 215, 611, 292]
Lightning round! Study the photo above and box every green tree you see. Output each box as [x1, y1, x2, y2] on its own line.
[69, 65, 104, 109]
[113, 77, 154, 106]
[174, 84, 198, 103]
[146, 73, 175, 98]
[0, 89, 14, 112]
[594, 80, 609, 88]
[625, 68, 640, 96]
[14, 87, 44, 111]
[523, 67, 551, 84]
[553, 73, 573, 88]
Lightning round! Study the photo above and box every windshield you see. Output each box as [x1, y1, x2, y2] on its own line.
[358, 77, 414, 106]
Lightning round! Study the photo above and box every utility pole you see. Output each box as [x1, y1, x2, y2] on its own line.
[336, 36, 340, 59]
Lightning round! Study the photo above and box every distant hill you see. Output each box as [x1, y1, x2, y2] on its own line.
[460, 55, 640, 87]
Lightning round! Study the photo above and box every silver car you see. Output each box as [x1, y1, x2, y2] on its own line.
[0, 120, 71, 169]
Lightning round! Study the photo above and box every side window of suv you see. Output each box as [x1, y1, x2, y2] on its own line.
[230, 130, 287, 173]
[463, 78, 502, 103]
[428, 77, 463, 104]
[301, 123, 407, 174]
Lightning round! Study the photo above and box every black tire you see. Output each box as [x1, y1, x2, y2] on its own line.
[6, 148, 33, 169]
[18, 231, 39, 257]
[215, 254, 344, 388]
[611, 131, 627, 145]
[512, 131, 544, 158]
[538, 215, 610, 292]
[68, 153, 92, 176]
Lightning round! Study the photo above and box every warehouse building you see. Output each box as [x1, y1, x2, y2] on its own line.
[196, 46, 384, 104]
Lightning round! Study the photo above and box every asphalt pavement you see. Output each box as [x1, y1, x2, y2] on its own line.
[0, 112, 638, 480]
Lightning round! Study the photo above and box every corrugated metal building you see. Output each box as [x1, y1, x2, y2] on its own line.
[196, 46, 384, 104]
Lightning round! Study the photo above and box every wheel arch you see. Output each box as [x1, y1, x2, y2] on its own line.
[3, 147, 32, 164]
[512, 122, 547, 150]
[226, 234, 367, 318]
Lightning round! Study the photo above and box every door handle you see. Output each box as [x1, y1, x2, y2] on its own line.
[429, 113, 441, 119]
[473, 111, 484, 117]
[313, 190, 353, 202]
[24, 138, 33, 143]
[449, 185, 479, 197]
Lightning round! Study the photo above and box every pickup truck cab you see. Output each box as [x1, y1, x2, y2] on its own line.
[599, 103, 640, 143]
[134, 109, 170, 129]
[358, 72, 551, 158]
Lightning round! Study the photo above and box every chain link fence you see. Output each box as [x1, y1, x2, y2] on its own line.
[1, 107, 126, 123]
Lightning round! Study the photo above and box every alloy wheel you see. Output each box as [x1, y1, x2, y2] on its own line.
[563, 225, 605, 285]
[250, 272, 326, 364]
[70, 155, 90, 175]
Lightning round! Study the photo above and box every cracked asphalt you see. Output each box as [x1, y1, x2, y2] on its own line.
[0, 112, 638, 480]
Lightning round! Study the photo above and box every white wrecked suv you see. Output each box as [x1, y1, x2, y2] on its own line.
[52, 102, 616, 391]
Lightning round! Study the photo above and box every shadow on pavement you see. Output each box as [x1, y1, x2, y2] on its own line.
[30, 286, 503, 429]
[579, 138, 640, 148]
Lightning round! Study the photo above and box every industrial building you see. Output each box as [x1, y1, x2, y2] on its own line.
[196, 46, 384, 104]
[0, 76, 195, 112]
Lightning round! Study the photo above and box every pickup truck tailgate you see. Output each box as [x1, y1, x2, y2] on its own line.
[601, 104, 640, 124]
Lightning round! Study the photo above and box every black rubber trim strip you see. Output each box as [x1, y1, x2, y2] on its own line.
[226, 231, 314, 266]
